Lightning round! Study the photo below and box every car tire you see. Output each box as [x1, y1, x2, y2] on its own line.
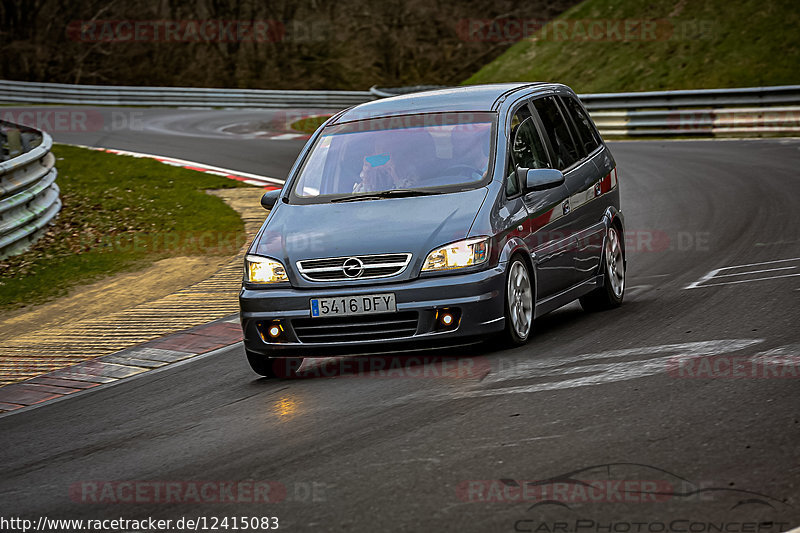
[246, 349, 303, 379]
[580, 225, 625, 312]
[502, 256, 534, 346]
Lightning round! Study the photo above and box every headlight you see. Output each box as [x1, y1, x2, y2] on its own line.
[421, 237, 490, 272]
[245, 255, 289, 284]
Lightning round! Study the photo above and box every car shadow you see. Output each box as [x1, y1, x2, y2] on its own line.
[247, 300, 655, 385]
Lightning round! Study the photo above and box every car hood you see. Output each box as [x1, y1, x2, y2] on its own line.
[250, 188, 489, 286]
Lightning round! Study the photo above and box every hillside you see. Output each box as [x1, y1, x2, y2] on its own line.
[0, 0, 577, 90]
[464, 0, 799, 92]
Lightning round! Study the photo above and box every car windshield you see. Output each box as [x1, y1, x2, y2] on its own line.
[290, 112, 495, 202]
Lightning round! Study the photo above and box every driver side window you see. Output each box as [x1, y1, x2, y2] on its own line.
[507, 104, 551, 196]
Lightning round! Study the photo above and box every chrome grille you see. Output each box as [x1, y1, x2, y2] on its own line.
[297, 253, 412, 281]
[292, 312, 419, 343]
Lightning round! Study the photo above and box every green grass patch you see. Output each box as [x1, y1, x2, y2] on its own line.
[290, 115, 331, 134]
[464, 0, 799, 92]
[0, 144, 247, 310]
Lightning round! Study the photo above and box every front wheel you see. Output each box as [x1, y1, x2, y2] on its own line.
[580, 225, 625, 312]
[246, 349, 303, 379]
[502, 257, 534, 346]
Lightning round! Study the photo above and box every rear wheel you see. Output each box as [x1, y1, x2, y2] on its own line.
[246, 349, 303, 379]
[503, 257, 534, 346]
[580, 225, 625, 312]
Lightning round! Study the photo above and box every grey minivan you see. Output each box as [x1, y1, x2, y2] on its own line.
[239, 83, 625, 377]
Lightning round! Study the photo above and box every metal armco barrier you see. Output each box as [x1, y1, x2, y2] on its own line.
[0, 80, 372, 108]
[0, 121, 60, 260]
[1, 80, 798, 136]
[588, 106, 800, 136]
[372, 84, 800, 137]
[579, 86, 800, 136]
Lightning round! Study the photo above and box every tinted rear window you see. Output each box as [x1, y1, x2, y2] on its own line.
[561, 96, 601, 155]
[532, 97, 580, 171]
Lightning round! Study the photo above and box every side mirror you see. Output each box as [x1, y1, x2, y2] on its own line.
[517, 168, 565, 192]
[261, 189, 281, 210]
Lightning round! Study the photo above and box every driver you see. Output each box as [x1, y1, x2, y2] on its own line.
[353, 153, 395, 193]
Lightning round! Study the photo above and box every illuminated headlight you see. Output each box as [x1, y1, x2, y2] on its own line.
[422, 237, 490, 272]
[245, 255, 289, 284]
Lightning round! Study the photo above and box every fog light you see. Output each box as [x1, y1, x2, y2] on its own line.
[436, 308, 460, 330]
[258, 320, 285, 343]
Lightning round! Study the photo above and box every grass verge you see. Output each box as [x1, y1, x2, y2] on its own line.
[0, 144, 247, 311]
[290, 115, 331, 134]
[464, 0, 799, 92]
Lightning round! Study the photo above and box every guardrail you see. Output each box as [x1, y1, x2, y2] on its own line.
[371, 84, 800, 137]
[2, 80, 798, 136]
[579, 86, 800, 136]
[0, 80, 371, 108]
[0, 121, 61, 260]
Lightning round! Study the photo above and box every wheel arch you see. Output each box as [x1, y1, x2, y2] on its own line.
[498, 236, 537, 285]
[499, 237, 538, 310]
[603, 206, 626, 264]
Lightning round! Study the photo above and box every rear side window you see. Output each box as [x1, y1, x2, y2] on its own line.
[507, 105, 550, 196]
[532, 96, 580, 171]
[561, 96, 601, 155]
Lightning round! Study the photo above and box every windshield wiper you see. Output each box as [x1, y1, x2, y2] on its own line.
[330, 189, 443, 203]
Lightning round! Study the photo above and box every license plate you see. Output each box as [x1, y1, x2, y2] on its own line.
[310, 293, 396, 318]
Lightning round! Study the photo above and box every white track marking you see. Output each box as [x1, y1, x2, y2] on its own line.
[486, 339, 761, 382]
[685, 257, 800, 289]
[68, 144, 285, 186]
[0, 343, 242, 419]
[684, 268, 721, 289]
[270, 133, 307, 140]
[392, 339, 764, 403]
[712, 266, 796, 278]
[717, 257, 800, 269]
[689, 273, 800, 288]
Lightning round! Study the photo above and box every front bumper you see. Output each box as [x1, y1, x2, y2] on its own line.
[239, 265, 507, 356]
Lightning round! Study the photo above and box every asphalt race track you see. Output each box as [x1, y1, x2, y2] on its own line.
[1, 107, 799, 531]
[6, 106, 313, 179]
